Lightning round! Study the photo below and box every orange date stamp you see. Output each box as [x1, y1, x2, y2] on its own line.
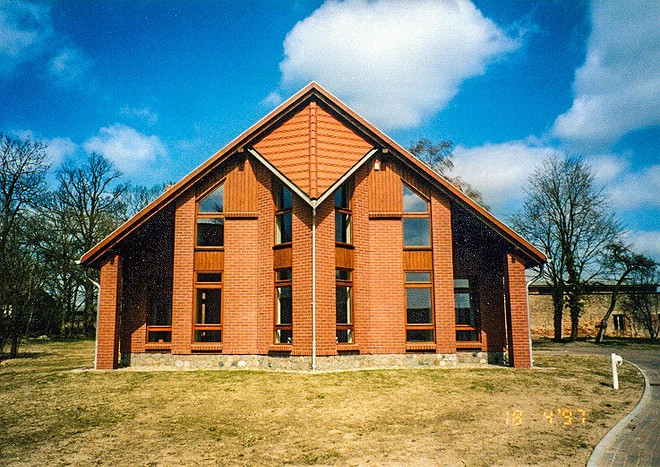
[506, 408, 587, 426]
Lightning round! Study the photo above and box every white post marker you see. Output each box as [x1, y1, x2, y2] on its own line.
[611, 353, 623, 390]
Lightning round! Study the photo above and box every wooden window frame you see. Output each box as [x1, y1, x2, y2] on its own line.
[193, 272, 223, 345]
[195, 181, 225, 250]
[274, 181, 293, 246]
[402, 183, 431, 250]
[405, 271, 435, 342]
[335, 183, 352, 246]
[336, 268, 354, 343]
[146, 289, 172, 349]
[274, 268, 293, 344]
[454, 278, 481, 343]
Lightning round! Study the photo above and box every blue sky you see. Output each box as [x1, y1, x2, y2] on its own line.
[1, 0, 658, 259]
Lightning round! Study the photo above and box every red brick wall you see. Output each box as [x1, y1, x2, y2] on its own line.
[352, 166, 371, 351]
[96, 254, 122, 369]
[365, 163, 406, 353]
[431, 193, 455, 353]
[171, 192, 195, 354]
[223, 215, 260, 354]
[256, 164, 275, 353]
[290, 194, 314, 355]
[314, 195, 337, 356]
[506, 252, 532, 368]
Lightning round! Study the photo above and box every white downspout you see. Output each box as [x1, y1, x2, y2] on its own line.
[311, 205, 317, 371]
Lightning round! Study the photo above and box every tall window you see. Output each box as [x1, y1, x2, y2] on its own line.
[275, 183, 292, 244]
[194, 272, 223, 342]
[405, 272, 434, 342]
[275, 269, 292, 343]
[335, 184, 351, 244]
[336, 269, 353, 343]
[147, 290, 172, 343]
[197, 183, 224, 247]
[402, 184, 430, 247]
[454, 279, 480, 342]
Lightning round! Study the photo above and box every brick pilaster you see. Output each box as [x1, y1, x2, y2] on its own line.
[431, 194, 455, 353]
[506, 252, 532, 368]
[314, 196, 337, 356]
[291, 195, 312, 355]
[96, 254, 122, 369]
[171, 192, 195, 354]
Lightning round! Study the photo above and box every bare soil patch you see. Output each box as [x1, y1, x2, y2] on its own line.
[0, 339, 644, 466]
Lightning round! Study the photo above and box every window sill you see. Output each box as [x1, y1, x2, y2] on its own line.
[268, 344, 293, 353]
[191, 343, 223, 352]
[195, 246, 225, 252]
[369, 212, 402, 219]
[273, 243, 292, 250]
[335, 242, 355, 249]
[145, 342, 172, 351]
[224, 211, 258, 219]
[406, 342, 436, 351]
[336, 343, 358, 351]
[455, 341, 483, 350]
[403, 246, 432, 251]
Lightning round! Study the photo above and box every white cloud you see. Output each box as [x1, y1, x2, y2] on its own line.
[584, 154, 629, 184]
[452, 140, 564, 213]
[44, 137, 77, 167]
[83, 124, 168, 176]
[119, 106, 159, 126]
[553, 1, 660, 146]
[275, 0, 520, 130]
[48, 48, 92, 86]
[0, 1, 52, 75]
[0, 1, 92, 87]
[261, 91, 283, 108]
[624, 230, 660, 261]
[608, 164, 660, 210]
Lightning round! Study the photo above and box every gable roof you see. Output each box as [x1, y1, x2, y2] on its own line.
[80, 82, 546, 268]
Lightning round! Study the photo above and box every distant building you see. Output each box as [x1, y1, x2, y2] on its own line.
[529, 282, 659, 338]
[81, 83, 545, 370]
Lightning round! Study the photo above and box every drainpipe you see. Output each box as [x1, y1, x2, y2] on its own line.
[76, 260, 101, 370]
[525, 262, 545, 368]
[311, 204, 317, 371]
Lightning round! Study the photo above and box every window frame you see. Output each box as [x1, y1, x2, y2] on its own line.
[334, 184, 352, 245]
[454, 278, 481, 343]
[193, 272, 223, 344]
[274, 268, 293, 344]
[402, 183, 431, 249]
[274, 182, 293, 246]
[405, 271, 435, 342]
[146, 291, 172, 346]
[336, 268, 354, 344]
[195, 182, 225, 249]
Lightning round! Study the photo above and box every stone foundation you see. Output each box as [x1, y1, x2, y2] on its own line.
[121, 351, 505, 371]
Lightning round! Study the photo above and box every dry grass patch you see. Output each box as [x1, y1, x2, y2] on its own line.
[0, 339, 644, 466]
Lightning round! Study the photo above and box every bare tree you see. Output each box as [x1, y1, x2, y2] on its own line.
[621, 265, 659, 342]
[118, 183, 167, 222]
[55, 152, 126, 335]
[510, 155, 621, 341]
[595, 243, 656, 343]
[0, 134, 49, 358]
[409, 138, 489, 209]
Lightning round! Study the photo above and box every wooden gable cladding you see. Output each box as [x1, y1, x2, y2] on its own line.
[368, 155, 403, 216]
[224, 155, 258, 217]
[253, 100, 372, 200]
[315, 105, 372, 196]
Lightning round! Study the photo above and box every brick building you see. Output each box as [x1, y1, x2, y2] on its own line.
[81, 83, 546, 370]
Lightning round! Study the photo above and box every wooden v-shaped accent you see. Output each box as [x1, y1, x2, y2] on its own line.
[253, 101, 372, 199]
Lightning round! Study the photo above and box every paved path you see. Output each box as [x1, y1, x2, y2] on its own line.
[537, 346, 659, 466]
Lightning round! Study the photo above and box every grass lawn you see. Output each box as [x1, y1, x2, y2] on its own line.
[0, 339, 644, 466]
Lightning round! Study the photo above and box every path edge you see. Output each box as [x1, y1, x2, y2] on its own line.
[586, 360, 652, 467]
